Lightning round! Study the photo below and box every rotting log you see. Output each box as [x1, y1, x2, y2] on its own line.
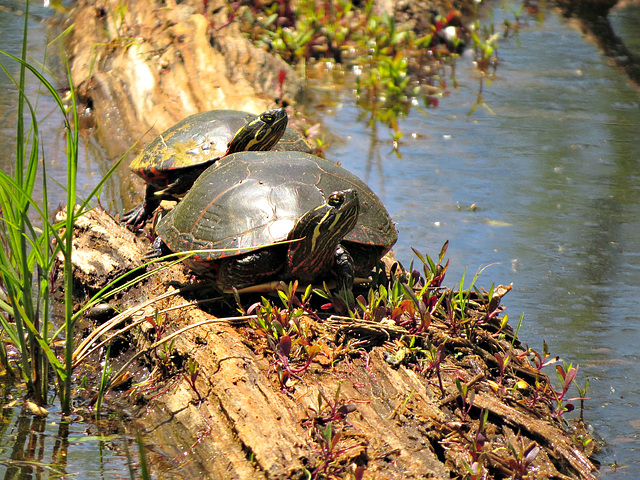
[62, 208, 601, 480]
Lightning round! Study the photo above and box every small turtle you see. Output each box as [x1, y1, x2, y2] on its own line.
[123, 108, 291, 228]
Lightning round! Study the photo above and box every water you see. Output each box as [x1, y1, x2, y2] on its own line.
[610, 3, 640, 56]
[318, 5, 640, 475]
[0, 1, 112, 209]
[2, 0, 640, 477]
[0, 383, 144, 479]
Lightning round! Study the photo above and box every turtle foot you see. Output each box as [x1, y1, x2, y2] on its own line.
[145, 236, 171, 260]
[122, 203, 150, 230]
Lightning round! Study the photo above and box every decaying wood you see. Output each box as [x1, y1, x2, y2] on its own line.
[55, 206, 145, 295]
[65, 208, 600, 480]
[472, 393, 597, 479]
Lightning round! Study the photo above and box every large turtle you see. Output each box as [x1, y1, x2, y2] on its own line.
[123, 108, 312, 228]
[151, 150, 398, 291]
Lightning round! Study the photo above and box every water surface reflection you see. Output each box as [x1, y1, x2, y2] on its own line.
[320, 4, 640, 475]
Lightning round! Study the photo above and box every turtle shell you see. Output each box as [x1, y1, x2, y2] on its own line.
[130, 109, 311, 188]
[156, 150, 397, 278]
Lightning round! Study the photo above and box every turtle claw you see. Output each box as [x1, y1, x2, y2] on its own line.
[333, 244, 355, 292]
[145, 236, 171, 260]
[122, 185, 163, 230]
[122, 203, 150, 230]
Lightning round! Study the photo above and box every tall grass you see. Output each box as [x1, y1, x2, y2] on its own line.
[0, 1, 121, 413]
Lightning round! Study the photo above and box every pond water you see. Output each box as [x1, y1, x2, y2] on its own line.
[1, 0, 640, 477]
[0, 384, 141, 478]
[0, 1, 107, 207]
[317, 5, 640, 475]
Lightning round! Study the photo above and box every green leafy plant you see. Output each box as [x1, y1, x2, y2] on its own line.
[249, 0, 373, 64]
[494, 352, 510, 386]
[307, 384, 357, 427]
[0, 19, 79, 411]
[529, 340, 560, 371]
[441, 407, 489, 480]
[183, 357, 203, 404]
[574, 377, 590, 421]
[304, 385, 359, 479]
[244, 281, 320, 388]
[505, 436, 540, 479]
[136, 430, 151, 480]
[242, 0, 459, 140]
[550, 362, 579, 417]
[423, 342, 447, 397]
[94, 346, 112, 418]
[460, 408, 489, 479]
[314, 244, 450, 335]
[440, 262, 496, 338]
[351, 269, 430, 334]
[122, 430, 152, 480]
[466, 16, 499, 116]
[455, 377, 476, 421]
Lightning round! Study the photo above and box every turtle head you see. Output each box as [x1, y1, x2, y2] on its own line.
[286, 189, 360, 282]
[227, 107, 288, 154]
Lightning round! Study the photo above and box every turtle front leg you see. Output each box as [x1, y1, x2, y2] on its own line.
[157, 164, 211, 199]
[218, 246, 287, 290]
[122, 184, 161, 229]
[145, 236, 172, 259]
[332, 244, 355, 291]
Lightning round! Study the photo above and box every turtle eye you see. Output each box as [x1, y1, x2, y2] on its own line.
[327, 192, 345, 207]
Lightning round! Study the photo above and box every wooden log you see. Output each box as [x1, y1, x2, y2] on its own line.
[64, 208, 600, 479]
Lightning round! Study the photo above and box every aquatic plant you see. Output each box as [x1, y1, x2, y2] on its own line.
[0, 7, 79, 410]
[241, 281, 321, 389]
[238, 0, 455, 139]
[303, 384, 361, 479]
[95, 345, 113, 418]
[0, 0, 123, 413]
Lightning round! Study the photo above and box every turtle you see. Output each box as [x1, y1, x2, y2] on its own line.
[151, 150, 398, 291]
[123, 107, 311, 228]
